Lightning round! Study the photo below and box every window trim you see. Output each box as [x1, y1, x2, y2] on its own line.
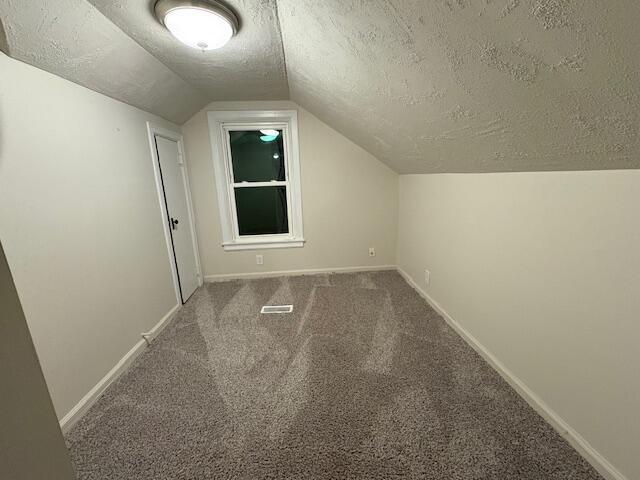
[207, 110, 305, 251]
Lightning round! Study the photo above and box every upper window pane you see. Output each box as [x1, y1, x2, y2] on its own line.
[229, 130, 285, 182]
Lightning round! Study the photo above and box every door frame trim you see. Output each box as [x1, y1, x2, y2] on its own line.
[146, 122, 202, 305]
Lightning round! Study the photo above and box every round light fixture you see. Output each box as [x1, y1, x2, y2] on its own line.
[260, 129, 279, 137]
[155, 0, 239, 51]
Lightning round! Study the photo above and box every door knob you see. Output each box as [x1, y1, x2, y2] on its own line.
[171, 217, 179, 230]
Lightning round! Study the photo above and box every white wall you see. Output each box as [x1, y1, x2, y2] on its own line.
[0, 53, 179, 419]
[182, 101, 398, 277]
[397, 171, 640, 480]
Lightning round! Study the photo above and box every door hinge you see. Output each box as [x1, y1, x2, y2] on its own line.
[177, 153, 184, 165]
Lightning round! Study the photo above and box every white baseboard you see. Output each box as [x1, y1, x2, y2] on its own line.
[57, 266, 627, 480]
[396, 267, 627, 480]
[204, 264, 396, 282]
[59, 303, 180, 433]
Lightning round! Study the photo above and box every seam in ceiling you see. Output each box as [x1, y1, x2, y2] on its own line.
[87, 0, 211, 101]
[0, 17, 9, 55]
[272, 0, 291, 100]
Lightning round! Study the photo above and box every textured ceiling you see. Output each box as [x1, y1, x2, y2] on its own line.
[2, 0, 640, 172]
[87, 0, 289, 102]
[278, 0, 640, 173]
[0, 0, 207, 123]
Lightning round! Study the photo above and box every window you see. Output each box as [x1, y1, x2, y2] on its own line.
[207, 110, 304, 250]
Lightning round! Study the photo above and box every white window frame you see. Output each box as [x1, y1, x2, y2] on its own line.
[207, 110, 305, 251]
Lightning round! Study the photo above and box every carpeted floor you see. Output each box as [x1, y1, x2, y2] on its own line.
[66, 271, 603, 479]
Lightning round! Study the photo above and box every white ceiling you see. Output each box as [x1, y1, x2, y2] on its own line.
[86, 0, 289, 102]
[278, 0, 640, 173]
[2, 0, 640, 173]
[0, 0, 207, 123]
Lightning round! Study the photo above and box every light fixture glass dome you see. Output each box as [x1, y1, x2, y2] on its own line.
[155, 0, 239, 51]
[260, 129, 279, 137]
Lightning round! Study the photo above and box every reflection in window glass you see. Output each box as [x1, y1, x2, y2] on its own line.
[234, 186, 288, 235]
[229, 130, 285, 182]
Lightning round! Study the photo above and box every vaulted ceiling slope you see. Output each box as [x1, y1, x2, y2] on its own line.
[0, 0, 288, 124]
[2, 1, 640, 172]
[278, 0, 640, 173]
[0, 0, 207, 123]
[86, 0, 289, 103]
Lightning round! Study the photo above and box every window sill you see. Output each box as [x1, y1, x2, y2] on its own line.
[222, 239, 305, 251]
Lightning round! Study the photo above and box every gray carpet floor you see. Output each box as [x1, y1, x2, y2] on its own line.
[66, 271, 603, 479]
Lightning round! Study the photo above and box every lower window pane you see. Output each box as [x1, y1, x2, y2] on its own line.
[235, 186, 289, 236]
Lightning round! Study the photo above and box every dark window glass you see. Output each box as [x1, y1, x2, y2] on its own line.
[229, 130, 285, 182]
[234, 186, 288, 235]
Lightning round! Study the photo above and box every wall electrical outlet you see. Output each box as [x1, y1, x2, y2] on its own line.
[256, 254, 264, 265]
[368, 247, 376, 257]
[424, 269, 430, 286]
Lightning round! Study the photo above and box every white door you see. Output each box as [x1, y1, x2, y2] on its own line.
[154, 136, 199, 303]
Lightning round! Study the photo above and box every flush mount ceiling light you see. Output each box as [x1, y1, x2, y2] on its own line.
[155, 0, 239, 51]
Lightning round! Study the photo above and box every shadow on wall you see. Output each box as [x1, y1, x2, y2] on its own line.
[0, 239, 77, 479]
